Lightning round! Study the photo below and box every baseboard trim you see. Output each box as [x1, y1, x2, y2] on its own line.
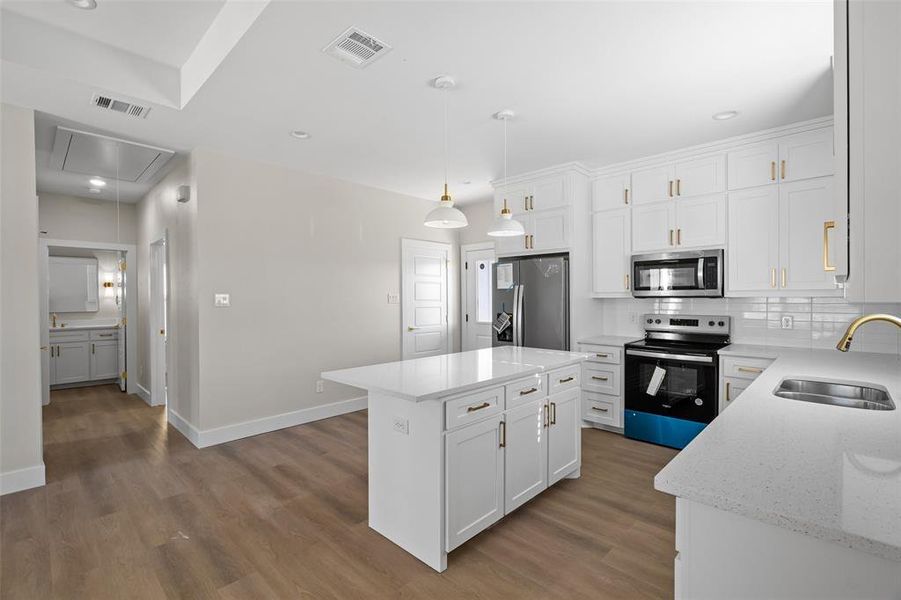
[136, 383, 152, 406]
[0, 463, 46, 495]
[168, 396, 367, 449]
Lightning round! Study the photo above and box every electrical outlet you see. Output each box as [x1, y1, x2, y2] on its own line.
[315, 380, 324, 393]
[781, 316, 794, 330]
[387, 292, 400, 305]
[214, 293, 230, 307]
[630, 312, 638, 324]
[392, 416, 409, 435]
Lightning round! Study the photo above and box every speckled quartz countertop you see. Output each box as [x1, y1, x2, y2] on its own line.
[577, 335, 641, 347]
[655, 347, 901, 561]
[322, 346, 587, 402]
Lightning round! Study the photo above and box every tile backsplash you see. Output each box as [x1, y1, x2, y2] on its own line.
[597, 297, 901, 354]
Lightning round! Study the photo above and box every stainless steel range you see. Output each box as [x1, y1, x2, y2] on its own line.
[624, 314, 731, 449]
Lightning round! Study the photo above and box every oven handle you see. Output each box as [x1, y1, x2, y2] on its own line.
[626, 349, 713, 363]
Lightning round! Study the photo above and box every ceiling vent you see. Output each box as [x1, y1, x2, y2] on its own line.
[91, 93, 150, 119]
[323, 27, 392, 69]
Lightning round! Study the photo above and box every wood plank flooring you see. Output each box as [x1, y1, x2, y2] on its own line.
[1, 384, 678, 599]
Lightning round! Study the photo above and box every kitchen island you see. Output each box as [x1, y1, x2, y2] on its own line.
[322, 346, 587, 572]
[655, 348, 901, 598]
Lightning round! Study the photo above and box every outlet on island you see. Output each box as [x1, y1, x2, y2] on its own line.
[315, 379, 324, 393]
[781, 316, 793, 330]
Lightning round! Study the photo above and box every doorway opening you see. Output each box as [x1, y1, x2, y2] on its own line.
[461, 242, 496, 351]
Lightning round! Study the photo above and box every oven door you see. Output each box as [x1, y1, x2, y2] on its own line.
[624, 348, 718, 423]
[631, 250, 723, 297]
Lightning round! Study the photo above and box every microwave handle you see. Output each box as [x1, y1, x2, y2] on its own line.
[697, 258, 705, 290]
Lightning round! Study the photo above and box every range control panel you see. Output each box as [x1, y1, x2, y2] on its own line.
[642, 314, 731, 334]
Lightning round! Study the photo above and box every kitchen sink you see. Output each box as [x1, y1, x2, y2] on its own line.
[774, 379, 895, 411]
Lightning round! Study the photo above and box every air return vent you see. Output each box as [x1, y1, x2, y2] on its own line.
[323, 27, 392, 69]
[91, 93, 150, 119]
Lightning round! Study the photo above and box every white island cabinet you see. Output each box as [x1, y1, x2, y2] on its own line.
[322, 346, 586, 572]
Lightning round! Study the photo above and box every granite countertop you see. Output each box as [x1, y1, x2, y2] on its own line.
[655, 347, 901, 562]
[577, 334, 642, 347]
[322, 346, 587, 402]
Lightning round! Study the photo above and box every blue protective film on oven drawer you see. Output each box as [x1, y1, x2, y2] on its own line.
[624, 410, 707, 450]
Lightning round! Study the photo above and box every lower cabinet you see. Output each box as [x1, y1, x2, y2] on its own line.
[504, 399, 548, 512]
[578, 343, 625, 430]
[718, 354, 776, 413]
[53, 341, 91, 385]
[50, 328, 119, 386]
[547, 387, 581, 485]
[90, 340, 119, 380]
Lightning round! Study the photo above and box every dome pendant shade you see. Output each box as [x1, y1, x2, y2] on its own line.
[487, 198, 525, 237]
[425, 183, 468, 229]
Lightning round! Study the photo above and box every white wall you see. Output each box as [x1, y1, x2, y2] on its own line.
[192, 147, 459, 432]
[38, 192, 138, 244]
[458, 200, 495, 245]
[49, 250, 122, 325]
[0, 103, 44, 493]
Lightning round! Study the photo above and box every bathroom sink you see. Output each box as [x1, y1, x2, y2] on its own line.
[774, 379, 895, 411]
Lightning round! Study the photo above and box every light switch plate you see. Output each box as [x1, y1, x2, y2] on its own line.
[214, 293, 230, 307]
[781, 316, 793, 329]
[392, 416, 409, 435]
[387, 292, 400, 305]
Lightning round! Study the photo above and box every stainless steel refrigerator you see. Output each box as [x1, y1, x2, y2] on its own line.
[492, 254, 570, 351]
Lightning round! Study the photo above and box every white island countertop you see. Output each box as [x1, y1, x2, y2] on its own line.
[322, 346, 587, 402]
[655, 348, 901, 562]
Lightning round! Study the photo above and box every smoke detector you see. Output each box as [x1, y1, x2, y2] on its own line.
[91, 93, 150, 119]
[323, 27, 392, 69]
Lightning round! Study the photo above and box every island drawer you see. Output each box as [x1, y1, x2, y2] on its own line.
[581, 363, 619, 396]
[445, 386, 504, 431]
[49, 330, 89, 343]
[582, 391, 621, 428]
[548, 365, 580, 395]
[721, 356, 774, 380]
[89, 328, 118, 340]
[580, 344, 622, 365]
[505, 374, 546, 410]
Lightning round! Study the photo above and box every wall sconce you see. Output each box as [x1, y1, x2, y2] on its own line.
[102, 273, 116, 298]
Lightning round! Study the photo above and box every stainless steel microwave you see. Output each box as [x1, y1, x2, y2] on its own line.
[631, 250, 724, 298]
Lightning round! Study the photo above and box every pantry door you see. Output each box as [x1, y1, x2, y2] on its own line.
[461, 243, 495, 351]
[401, 239, 452, 360]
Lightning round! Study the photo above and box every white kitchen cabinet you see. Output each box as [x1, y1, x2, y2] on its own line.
[53, 341, 91, 385]
[592, 172, 631, 211]
[673, 154, 726, 198]
[494, 214, 531, 255]
[503, 400, 548, 513]
[630, 164, 673, 204]
[779, 177, 838, 291]
[591, 208, 631, 296]
[675, 193, 726, 248]
[90, 340, 120, 380]
[494, 186, 530, 216]
[778, 128, 834, 183]
[578, 342, 626, 431]
[720, 377, 749, 412]
[727, 141, 779, 191]
[727, 186, 780, 293]
[530, 177, 567, 211]
[547, 387, 580, 485]
[631, 201, 674, 253]
[531, 207, 570, 252]
[445, 413, 505, 551]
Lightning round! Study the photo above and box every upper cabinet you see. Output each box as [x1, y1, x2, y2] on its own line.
[631, 195, 725, 253]
[727, 142, 779, 190]
[728, 127, 834, 191]
[591, 208, 631, 297]
[630, 165, 672, 205]
[591, 172, 630, 211]
[673, 154, 726, 198]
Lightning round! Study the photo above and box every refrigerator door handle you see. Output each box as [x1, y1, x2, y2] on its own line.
[512, 284, 519, 346]
[516, 284, 525, 346]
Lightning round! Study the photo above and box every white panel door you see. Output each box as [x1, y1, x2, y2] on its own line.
[547, 387, 580, 485]
[402, 239, 450, 359]
[632, 201, 675, 253]
[531, 208, 570, 251]
[779, 177, 837, 291]
[727, 142, 779, 190]
[90, 340, 119, 380]
[592, 172, 631, 211]
[591, 208, 631, 296]
[675, 194, 726, 249]
[462, 245, 496, 351]
[778, 128, 834, 183]
[54, 342, 90, 384]
[504, 400, 548, 514]
[630, 165, 674, 204]
[531, 177, 566, 211]
[445, 414, 504, 551]
[727, 186, 780, 293]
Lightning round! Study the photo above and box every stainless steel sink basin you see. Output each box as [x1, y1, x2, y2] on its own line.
[774, 379, 895, 411]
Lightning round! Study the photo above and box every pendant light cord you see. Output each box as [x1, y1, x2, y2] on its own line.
[503, 115, 508, 189]
[443, 86, 448, 191]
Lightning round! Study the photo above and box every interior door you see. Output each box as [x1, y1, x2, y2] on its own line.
[149, 240, 168, 404]
[402, 239, 450, 359]
[519, 256, 568, 351]
[462, 246, 496, 351]
[504, 399, 548, 513]
[547, 387, 580, 485]
[117, 253, 126, 391]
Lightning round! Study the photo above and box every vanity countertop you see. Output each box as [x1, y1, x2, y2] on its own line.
[50, 322, 119, 332]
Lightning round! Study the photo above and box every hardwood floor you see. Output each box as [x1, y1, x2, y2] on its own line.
[1, 384, 678, 599]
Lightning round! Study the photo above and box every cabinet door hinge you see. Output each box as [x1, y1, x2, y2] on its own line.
[119, 261, 127, 271]
[121, 371, 127, 380]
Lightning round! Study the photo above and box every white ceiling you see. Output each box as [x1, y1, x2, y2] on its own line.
[1, 1, 834, 205]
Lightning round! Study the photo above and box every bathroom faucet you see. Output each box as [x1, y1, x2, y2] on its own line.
[836, 313, 901, 352]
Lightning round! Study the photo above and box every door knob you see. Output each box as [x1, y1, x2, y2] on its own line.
[407, 326, 419, 332]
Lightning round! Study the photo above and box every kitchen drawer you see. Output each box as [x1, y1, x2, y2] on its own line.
[89, 328, 118, 340]
[579, 344, 622, 365]
[445, 387, 504, 431]
[582, 391, 621, 428]
[582, 363, 619, 396]
[49, 330, 89, 343]
[720, 376, 751, 413]
[505, 374, 547, 410]
[548, 365, 580, 395]
[721, 356, 774, 380]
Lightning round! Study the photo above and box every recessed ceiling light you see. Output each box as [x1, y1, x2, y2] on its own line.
[88, 188, 102, 194]
[290, 130, 311, 139]
[462, 180, 472, 185]
[712, 110, 739, 121]
[89, 178, 106, 187]
[69, 0, 98, 9]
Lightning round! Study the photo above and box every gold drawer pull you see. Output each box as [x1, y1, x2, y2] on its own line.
[499, 421, 506, 448]
[519, 387, 538, 396]
[770, 161, 776, 181]
[676, 178, 681, 196]
[98, 334, 113, 337]
[780, 159, 786, 180]
[726, 381, 732, 402]
[823, 220, 836, 272]
[467, 402, 491, 413]
[595, 353, 609, 358]
[550, 402, 556, 425]
[558, 377, 574, 384]
[544, 404, 549, 428]
[591, 375, 609, 381]
[736, 366, 763, 374]
[668, 180, 673, 197]
[591, 406, 609, 413]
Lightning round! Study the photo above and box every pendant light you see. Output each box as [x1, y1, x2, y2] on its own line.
[424, 75, 468, 229]
[487, 109, 525, 237]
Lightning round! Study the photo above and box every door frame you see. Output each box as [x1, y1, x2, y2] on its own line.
[39, 238, 137, 405]
[459, 242, 495, 351]
[149, 234, 169, 407]
[401, 238, 453, 359]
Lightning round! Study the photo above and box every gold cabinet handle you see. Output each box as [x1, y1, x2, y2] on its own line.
[544, 404, 549, 428]
[524, 197, 528, 212]
[623, 188, 629, 205]
[519, 387, 538, 396]
[407, 326, 419, 332]
[595, 353, 609, 358]
[625, 273, 630, 290]
[591, 375, 609, 381]
[669, 229, 674, 246]
[668, 180, 673, 197]
[780, 160, 786, 180]
[550, 402, 556, 425]
[591, 406, 609, 413]
[781, 268, 787, 288]
[160, 329, 165, 335]
[726, 381, 732, 402]
[676, 178, 681, 196]
[770, 161, 776, 181]
[98, 333, 113, 337]
[558, 376, 574, 384]
[676, 228, 682, 245]
[530, 196, 534, 210]
[823, 220, 836, 272]
[92, 343, 95, 354]
[770, 267, 777, 288]
[499, 421, 506, 448]
[737, 366, 763, 374]
[467, 402, 491, 413]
